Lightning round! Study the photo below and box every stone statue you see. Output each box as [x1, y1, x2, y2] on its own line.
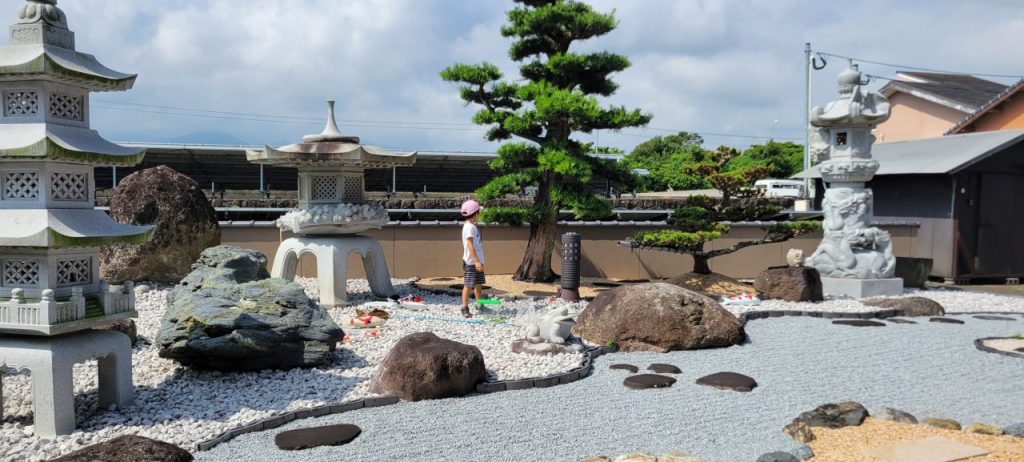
[808, 188, 895, 278]
[526, 306, 578, 345]
[18, 0, 66, 27]
[786, 249, 804, 267]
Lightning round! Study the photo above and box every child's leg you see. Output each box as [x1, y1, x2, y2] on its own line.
[461, 285, 470, 308]
[473, 285, 483, 303]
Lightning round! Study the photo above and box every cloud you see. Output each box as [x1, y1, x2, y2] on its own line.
[1, 0, 1021, 153]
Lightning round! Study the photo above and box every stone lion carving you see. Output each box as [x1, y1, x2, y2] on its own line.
[808, 188, 895, 279]
[525, 306, 578, 345]
[786, 249, 804, 267]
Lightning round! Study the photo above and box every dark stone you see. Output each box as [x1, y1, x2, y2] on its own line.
[369, 332, 485, 401]
[793, 401, 868, 429]
[100, 166, 221, 284]
[783, 421, 816, 443]
[930, 317, 965, 324]
[572, 283, 745, 352]
[886, 318, 918, 324]
[362, 396, 399, 408]
[695, 372, 758, 392]
[49, 435, 193, 462]
[895, 257, 933, 288]
[274, 424, 361, 450]
[647, 363, 681, 374]
[973, 315, 1017, 321]
[756, 452, 799, 462]
[753, 266, 824, 302]
[623, 374, 676, 390]
[832, 320, 886, 327]
[156, 246, 343, 371]
[609, 364, 639, 373]
[862, 297, 945, 317]
[792, 445, 815, 461]
[1017, 348, 1024, 353]
[93, 319, 138, 345]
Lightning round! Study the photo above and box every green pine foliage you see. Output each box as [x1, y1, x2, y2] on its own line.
[441, 0, 651, 281]
[627, 147, 820, 274]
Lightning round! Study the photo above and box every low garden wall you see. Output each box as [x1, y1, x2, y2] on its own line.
[220, 221, 919, 281]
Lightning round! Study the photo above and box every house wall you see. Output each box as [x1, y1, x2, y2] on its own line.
[220, 223, 918, 281]
[874, 93, 968, 143]
[967, 93, 1024, 133]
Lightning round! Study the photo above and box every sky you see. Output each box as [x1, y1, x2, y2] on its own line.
[8, 0, 1024, 153]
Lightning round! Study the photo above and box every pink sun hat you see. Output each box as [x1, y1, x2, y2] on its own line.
[460, 199, 482, 217]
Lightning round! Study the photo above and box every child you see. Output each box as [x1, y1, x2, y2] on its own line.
[460, 199, 485, 318]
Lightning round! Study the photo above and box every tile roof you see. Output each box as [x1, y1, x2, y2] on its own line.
[945, 79, 1024, 135]
[881, 72, 1009, 112]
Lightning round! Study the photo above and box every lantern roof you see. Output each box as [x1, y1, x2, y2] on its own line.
[247, 101, 417, 169]
[0, 208, 153, 248]
[811, 61, 891, 128]
[0, 123, 145, 166]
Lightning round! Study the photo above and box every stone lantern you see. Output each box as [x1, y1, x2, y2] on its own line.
[247, 101, 416, 307]
[807, 61, 902, 297]
[0, 0, 148, 437]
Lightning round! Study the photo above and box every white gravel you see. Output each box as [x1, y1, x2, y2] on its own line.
[0, 278, 582, 461]
[724, 287, 1024, 315]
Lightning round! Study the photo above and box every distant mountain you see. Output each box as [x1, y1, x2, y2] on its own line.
[164, 131, 251, 146]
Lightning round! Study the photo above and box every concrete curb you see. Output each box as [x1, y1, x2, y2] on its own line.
[974, 336, 1024, 359]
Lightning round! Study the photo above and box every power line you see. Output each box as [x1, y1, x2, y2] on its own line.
[814, 51, 1024, 79]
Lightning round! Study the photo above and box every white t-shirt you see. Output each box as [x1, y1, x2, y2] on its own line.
[462, 222, 485, 264]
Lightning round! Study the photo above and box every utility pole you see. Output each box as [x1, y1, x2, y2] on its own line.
[803, 42, 813, 201]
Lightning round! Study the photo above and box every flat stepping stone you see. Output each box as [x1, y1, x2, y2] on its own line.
[930, 317, 965, 324]
[973, 315, 1017, 321]
[275, 424, 361, 450]
[696, 372, 758, 392]
[1016, 347, 1024, 353]
[647, 363, 681, 374]
[886, 318, 917, 324]
[610, 364, 639, 373]
[623, 374, 676, 389]
[832, 320, 886, 327]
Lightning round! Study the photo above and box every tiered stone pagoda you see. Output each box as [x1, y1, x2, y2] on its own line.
[0, 0, 145, 437]
[247, 101, 416, 307]
[807, 61, 902, 297]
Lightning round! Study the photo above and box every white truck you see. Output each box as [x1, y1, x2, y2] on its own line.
[754, 179, 807, 198]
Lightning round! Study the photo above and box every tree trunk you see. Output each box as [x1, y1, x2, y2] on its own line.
[692, 254, 711, 275]
[513, 176, 559, 282]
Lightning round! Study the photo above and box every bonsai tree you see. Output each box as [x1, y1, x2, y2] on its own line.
[441, 0, 650, 282]
[630, 146, 820, 274]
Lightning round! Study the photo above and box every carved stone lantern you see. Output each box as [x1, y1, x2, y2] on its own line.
[0, 0, 146, 438]
[807, 61, 903, 297]
[247, 101, 416, 307]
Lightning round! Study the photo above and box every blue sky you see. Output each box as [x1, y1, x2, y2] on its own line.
[9, 0, 1024, 152]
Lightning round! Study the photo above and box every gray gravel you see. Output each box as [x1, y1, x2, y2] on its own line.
[198, 315, 1024, 462]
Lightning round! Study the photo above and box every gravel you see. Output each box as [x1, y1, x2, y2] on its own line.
[0, 278, 582, 461]
[726, 287, 1024, 315]
[199, 314, 1024, 462]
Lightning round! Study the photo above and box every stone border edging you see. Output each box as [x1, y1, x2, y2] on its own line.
[192, 344, 613, 452]
[974, 337, 1024, 359]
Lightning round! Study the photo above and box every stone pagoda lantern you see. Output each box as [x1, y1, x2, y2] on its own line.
[806, 61, 902, 297]
[0, 0, 149, 437]
[247, 101, 416, 307]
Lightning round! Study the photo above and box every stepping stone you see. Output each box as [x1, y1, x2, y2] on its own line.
[623, 374, 676, 390]
[973, 315, 1017, 321]
[610, 364, 639, 373]
[695, 372, 757, 392]
[1016, 347, 1024, 353]
[647, 363, 681, 374]
[275, 424, 361, 450]
[886, 318, 917, 324]
[929, 317, 964, 324]
[832, 320, 886, 327]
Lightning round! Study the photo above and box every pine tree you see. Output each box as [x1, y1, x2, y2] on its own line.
[441, 0, 650, 282]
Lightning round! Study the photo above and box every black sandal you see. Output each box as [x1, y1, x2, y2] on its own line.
[460, 306, 473, 318]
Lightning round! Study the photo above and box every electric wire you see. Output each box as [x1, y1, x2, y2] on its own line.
[813, 51, 1024, 79]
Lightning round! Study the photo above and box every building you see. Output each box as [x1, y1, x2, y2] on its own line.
[946, 79, 1024, 135]
[797, 129, 1024, 282]
[874, 72, 1008, 143]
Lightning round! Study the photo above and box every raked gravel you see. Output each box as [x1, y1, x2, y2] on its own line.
[0, 278, 582, 461]
[201, 313, 1024, 462]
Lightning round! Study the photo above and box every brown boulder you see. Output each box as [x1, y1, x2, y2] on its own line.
[754, 266, 824, 302]
[100, 166, 220, 284]
[862, 297, 945, 317]
[48, 435, 192, 462]
[572, 283, 745, 353]
[370, 332, 485, 401]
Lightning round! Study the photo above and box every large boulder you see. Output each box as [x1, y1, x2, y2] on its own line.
[895, 257, 933, 288]
[48, 435, 193, 462]
[156, 246, 344, 371]
[572, 283, 745, 352]
[370, 332, 485, 401]
[754, 266, 824, 302]
[861, 296, 945, 317]
[100, 166, 220, 284]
